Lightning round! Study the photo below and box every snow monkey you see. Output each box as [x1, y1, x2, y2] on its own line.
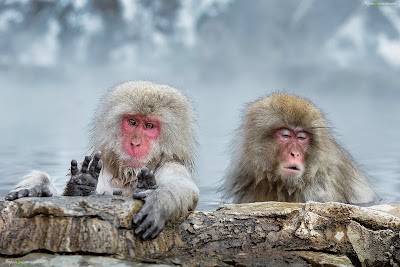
[222, 93, 376, 204]
[5, 81, 199, 239]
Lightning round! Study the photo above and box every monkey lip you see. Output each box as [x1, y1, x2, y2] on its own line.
[282, 164, 303, 175]
[285, 165, 300, 171]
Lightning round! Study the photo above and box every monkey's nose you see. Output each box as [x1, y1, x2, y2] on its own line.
[290, 151, 300, 157]
[131, 140, 141, 147]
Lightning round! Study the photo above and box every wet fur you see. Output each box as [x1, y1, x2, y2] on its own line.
[222, 93, 376, 204]
[90, 81, 199, 221]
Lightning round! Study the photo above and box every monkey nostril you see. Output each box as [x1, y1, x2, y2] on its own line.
[291, 152, 300, 157]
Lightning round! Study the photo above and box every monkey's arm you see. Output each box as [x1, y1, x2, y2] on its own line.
[132, 162, 199, 239]
[5, 171, 58, 200]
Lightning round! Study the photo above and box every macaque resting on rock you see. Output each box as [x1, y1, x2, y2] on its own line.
[222, 93, 377, 205]
[6, 81, 199, 240]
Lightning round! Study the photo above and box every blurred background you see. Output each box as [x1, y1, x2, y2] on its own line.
[0, 0, 399, 210]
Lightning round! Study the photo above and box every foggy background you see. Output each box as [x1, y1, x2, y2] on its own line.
[0, 0, 399, 210]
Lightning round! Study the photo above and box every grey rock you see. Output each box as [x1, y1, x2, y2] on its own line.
[1, 197, 399, 266]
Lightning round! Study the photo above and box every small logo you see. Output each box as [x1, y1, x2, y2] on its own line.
[364, 1, 399, 6]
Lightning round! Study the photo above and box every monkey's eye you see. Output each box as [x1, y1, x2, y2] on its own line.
[145, 123, 155, 129]
[128, 119, 137, 126]
[280, 129, 291, 138]
[297, 132, 308, 140]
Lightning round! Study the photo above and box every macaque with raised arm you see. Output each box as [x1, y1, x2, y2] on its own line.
[5, 81, 199, 239]
[222, 93, 376, 205]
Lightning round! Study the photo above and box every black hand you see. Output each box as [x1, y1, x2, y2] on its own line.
[132, 188, 167, 240]
[137, 167, 157, 190]
[133, 200, 166, 240]
[63, 152, 102, 196]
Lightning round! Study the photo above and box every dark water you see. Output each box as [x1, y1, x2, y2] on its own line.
[1, 0, 399, 210]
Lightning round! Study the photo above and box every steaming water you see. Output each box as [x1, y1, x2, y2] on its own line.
[1, 0, 400, 210]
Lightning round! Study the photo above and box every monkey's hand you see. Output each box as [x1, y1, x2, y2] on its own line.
[137, 167, 158, 191]
[5, 185, 53, 200]
[132, 190, 167, 240]
[5, 171, 55, 200]
[63, 152, 102, 196]
[132, 170, 165, 239]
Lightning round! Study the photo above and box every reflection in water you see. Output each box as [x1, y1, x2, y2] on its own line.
[0, 0, 399, 209]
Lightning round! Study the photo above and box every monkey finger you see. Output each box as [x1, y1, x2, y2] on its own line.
[84, 155, 92, 164]
[113, 188, 122, 195]
[92, 161, 102, 179]
[93, 151, 101, 161]
[133, 212, 146, 226]
[140, 167, 150, 178]
[89, 152, 101, 174]
[150, 222, 165, 239]
[133, 204, 151, 225]
[41, 187, 53, 197]
[5, 191, 18, 201]
[137, 171, 143, 184]
[18, 189, 29, 198]
[150, 218, 165, 239]
[81, 156, 90, 173]
[134, 216, 153, 237]
[71, 159, 79, 176]
[28, 187, 39, 197]
[142, 224, 158, 240]
[132, 191, 148, 200]
[134, 225, 146, 236]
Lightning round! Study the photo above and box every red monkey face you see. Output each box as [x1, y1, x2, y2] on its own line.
[121, 115, 161, 168]
[275, 128, 310, 178]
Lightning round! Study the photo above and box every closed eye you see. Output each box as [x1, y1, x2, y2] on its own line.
[280, 129, 291, 138]
[297, 131, 309, 140]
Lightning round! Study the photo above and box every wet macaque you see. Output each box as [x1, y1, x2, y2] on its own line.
[222, 93, 376, 204]
[6, 81, 199, 239]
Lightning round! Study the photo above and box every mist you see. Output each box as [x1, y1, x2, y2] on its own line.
[1, 0, 400, 209]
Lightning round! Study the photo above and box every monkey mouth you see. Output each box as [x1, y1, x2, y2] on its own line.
[285, 165, 300, 171]
[281, 164, 303, 176]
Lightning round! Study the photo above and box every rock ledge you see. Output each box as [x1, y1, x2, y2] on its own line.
[1, 196, 399, 266]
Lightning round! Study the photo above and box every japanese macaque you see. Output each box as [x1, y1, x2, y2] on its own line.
[5, 81, 199, 239]
[222, 93, 376, 205]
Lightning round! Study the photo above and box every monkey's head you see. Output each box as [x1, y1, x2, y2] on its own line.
[90, 81, 195, 171]
[243, 93, 329, 186]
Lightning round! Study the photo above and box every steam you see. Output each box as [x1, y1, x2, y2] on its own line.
[0, 0, 399, 208]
